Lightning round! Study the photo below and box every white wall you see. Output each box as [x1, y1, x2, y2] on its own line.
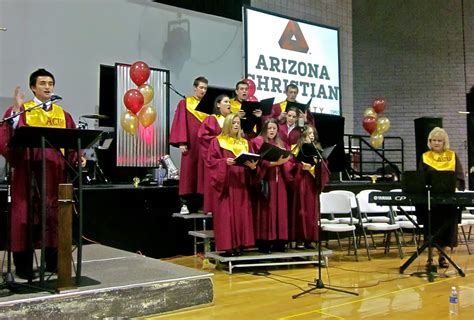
[0, 0, 243, 168]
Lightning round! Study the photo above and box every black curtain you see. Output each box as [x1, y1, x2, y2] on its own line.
[153, 0, 250, 21]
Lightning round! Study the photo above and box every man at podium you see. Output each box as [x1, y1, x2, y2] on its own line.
[0, 68, 78, 279]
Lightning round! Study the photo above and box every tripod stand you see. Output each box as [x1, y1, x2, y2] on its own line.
[399, 172, 465, 282]
[292, 155, 358, 299]
[292, 232, 358, 299]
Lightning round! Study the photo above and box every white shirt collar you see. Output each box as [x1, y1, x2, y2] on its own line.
[33, 96, 52, 111]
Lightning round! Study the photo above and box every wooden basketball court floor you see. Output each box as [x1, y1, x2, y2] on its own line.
[144, 241, 474, 320]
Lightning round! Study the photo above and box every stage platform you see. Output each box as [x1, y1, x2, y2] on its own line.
[0, 244, 213, 319]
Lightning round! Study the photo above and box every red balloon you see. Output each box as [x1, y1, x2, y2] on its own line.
[372, 99, 386, 113]
[247, 95, 258, 102]
[130, 61, 151, 86]
[123, 89, 144, 114]
[244, 79, 256, 96]
[362, 116, 378, 134]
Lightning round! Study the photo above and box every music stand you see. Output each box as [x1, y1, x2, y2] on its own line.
[8, 127, 102, 288]
[399, 171, 465, 282]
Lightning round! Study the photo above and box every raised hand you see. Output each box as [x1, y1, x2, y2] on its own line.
[13, 86, 25, 113]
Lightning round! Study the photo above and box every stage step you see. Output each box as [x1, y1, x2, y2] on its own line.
[206, 248, 332, 274]
[0, 244, 213, 319]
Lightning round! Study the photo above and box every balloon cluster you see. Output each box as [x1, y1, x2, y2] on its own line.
[244, 79, 258, 102]
[121, 61, 157, 135]
[362, 98, 390, 148]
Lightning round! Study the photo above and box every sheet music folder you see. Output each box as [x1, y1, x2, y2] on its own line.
[258, 142, 291, 161]
[401, 171, 456, 195]
[9, 127, 103, 149]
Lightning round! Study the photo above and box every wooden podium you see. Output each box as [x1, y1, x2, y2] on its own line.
[10, 126, 102, 290]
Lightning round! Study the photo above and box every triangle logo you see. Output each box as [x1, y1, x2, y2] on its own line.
[278, 20, 309, 53]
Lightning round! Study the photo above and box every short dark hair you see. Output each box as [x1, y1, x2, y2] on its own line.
[193, 76, 208, 87]
[29, 68, 55, 88]
[235, 80, 248, 90]
[286, 83, 298, 93]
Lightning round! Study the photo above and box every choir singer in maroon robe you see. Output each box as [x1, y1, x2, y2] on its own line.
[251, 119, 291, 253]
[197, 94, 231, 214]
[289, 125, 329, 249]
[169, 76, 208, 213]
[206, 113, 257, 256]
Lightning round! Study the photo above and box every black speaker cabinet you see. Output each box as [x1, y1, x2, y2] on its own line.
[414, 117, 443, 168]
[312, 113, 346, 172]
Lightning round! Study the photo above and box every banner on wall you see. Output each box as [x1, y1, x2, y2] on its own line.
[244, 6, 341, 115]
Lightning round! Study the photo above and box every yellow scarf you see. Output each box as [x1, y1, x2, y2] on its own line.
[24, 100, 66, 128]
[217, 135, 249, 157]
[279, 100, 288, 113]
[229, 98, 241, 114]
[185, 96, 208, 123]
[423, 150, 456, 171]
[212, 114, 225, 128]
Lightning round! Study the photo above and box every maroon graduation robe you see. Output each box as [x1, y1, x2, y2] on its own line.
[278, 124, 300, 147]
[0, 105, 77, 252]
[169, 97, 206, 196]
[197, 115, 222, 213]
[206, 138, 255, 251]
[289, 155, 330, 242]
[250, 136, 291, 241]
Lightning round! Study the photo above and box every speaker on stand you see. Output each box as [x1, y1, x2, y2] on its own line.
[467, 87, 474, 188]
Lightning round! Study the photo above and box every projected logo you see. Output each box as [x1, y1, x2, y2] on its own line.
[278, 21, 309, 53]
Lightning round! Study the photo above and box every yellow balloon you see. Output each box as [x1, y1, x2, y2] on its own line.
[138, 104, 157, 128]
[376, 116, 390, 134]
[138, 84, 154, 105]
[363, 107, 378, 119]
[120, 110, 139, 135]
[370, 132, 384, 148]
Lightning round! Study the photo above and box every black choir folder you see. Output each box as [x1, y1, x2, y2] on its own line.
[296, 143, 336, 165]
[286, 98, 312, 113]
[258, 142, 291, 161]
[241, 97, 275, 116]
[234, 152, 260, 166]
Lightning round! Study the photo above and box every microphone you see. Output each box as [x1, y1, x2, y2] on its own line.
[0, 27, 6, 31]
[50, 94, 62, 102]
[298, 117, 305, 128]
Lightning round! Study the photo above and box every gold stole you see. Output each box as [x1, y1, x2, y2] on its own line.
[423, 150, 456, 171]
[217, 135, 249, 157]
[24, 101, 66, 128]
[185, 96, 208, 123]
[229, 98, 241, 114]
[212, 114, 225, 128]
[279, 100, 288, 113]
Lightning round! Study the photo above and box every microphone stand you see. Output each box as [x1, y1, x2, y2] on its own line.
[0, 96, 62, 125]
[293, 143, 358, 298]
[165, 83, 186, 99]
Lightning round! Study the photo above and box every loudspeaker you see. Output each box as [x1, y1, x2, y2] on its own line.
[312, 113, 346, 172]
[414, 117, 443, 168]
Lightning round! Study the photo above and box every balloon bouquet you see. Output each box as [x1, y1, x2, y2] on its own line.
[362, 98, 390, 148]
[121, 61, 157, 139]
